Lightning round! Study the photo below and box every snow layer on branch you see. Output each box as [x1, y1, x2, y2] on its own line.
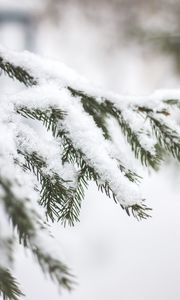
[61, 93, 141, 206]
[2, 46, 180, 212]
[2, 46, 180, 110]
[16, 119, 77, 187]
[0, 45, 89, 89]
[7, 84, 142, 206]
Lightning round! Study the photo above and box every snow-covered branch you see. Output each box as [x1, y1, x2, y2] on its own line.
[0, 46, 180, 299]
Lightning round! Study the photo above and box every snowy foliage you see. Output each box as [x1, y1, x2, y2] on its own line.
[0, 46, 180, 299]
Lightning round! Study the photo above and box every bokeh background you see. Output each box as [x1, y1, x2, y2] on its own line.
[0, 1, 180, 299]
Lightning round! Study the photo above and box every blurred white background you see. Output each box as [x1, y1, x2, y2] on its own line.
[0, 0, 180, 299]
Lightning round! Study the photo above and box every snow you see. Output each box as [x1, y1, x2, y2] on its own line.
[1, 46, 180, 210]
[15, 118, 77, 187]
[1, 46, 180, 274]
[2, 45, 180, 107]
[4, 82, 142, 206]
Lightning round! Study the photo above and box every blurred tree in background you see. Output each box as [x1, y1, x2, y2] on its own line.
[42, 0, 180, 73]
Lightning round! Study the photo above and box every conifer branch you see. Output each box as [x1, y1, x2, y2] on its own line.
[17, 150, 77, 224]
[0, 268, 24, 300]
[0, 51, 177, 172]
[2, 48, 180, 298]
[0, 178, 35, 247]
[149, 115, 180, 160]
[17, 107, 66, 137]
[68, 88, 161, 169]
[17, 104, 146, 222]
[33, 248, 74, 290]
[60, 133, 149, 219]
[0, 54, 152, 220]
[15, 85, 151, 223]
[0, 57, 36, 87]
[0, 178, 74, 294]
